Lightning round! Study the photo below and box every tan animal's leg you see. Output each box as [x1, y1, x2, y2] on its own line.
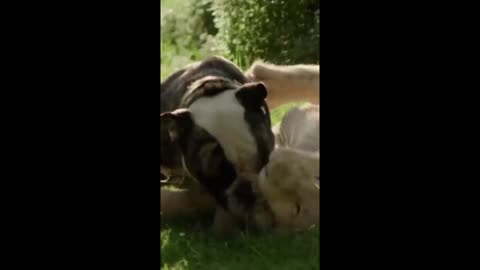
[245, 61, 320, 109]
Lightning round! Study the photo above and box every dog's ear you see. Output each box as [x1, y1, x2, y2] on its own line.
[235, 82, 268, 108]
[160, 108, 193, 142]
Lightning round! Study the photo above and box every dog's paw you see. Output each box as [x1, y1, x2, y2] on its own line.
[212, 207, 241, 235]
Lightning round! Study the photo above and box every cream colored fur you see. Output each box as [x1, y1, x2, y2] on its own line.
[257, 103, 320, 232]
[258, 148, 319, 232]
[245, 61, 320, 109]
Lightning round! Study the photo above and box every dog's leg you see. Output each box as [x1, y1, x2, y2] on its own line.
[160, 184, 216, 218]
[212, 206, 241, 234]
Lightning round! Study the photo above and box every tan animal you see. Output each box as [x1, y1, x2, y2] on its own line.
[246, 63, 320, 232]
[225, 103, 320, 232]
[256, 103, 320, 232]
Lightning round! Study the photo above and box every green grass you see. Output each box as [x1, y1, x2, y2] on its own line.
[161, 1, 318, 268]
[161, 217, 319, 270]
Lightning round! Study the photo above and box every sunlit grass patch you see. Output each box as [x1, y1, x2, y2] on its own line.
[161, 218, 319, 270]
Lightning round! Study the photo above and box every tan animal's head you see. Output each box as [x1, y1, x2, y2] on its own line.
[257, 147, 320, 231]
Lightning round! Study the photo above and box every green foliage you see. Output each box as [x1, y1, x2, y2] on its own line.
[161, 0, 216, 50]
[212, 0, 320, 66]
[161, 0, 227, 80]
[161, 0, 320, 77]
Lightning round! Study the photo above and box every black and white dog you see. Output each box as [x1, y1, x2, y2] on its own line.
[161, 56, 275, 229]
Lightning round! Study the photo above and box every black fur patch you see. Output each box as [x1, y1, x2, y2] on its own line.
[182, 78, 238, 107]
[235, 83, 274, 172]
[232, 180, 257, 210]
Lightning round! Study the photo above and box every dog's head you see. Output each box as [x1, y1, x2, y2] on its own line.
[160, 77, 275, 208]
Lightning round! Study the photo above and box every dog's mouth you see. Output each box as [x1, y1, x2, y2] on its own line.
[224, 172, 278, 229]
[295, 202, 302, 216]
[226, 173, 258, 212]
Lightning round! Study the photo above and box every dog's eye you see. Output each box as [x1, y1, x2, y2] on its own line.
[260, 106, 267, 115]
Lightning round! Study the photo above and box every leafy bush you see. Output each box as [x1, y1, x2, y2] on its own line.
[162, 1, 208, 46]
[161, 0, 226, 79]
[161, 0, 223, 58]
[212, 0, 320, 66]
